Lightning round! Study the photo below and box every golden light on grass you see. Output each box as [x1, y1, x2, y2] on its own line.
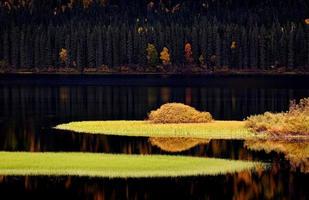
[0, 152, 264, 178]
[55, 120, 261, 140]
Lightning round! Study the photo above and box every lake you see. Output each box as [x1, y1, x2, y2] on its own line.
[0, 74, 308, 199]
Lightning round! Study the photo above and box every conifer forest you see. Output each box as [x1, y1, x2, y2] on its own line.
[0, 0, 309, 73]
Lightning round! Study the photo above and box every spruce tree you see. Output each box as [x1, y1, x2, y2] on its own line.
[249, 26, 258, 69]
[19, 28, 26, 68]
[287, 26, 295, 69]
[96, 26, 104, 68]
[127, 30, 133, 64]
[120, 24, 127, 65]
[105, 26, 113, 67]
[241, 27, 248, 69]
[2, 30, 10, 65]
[191, 26, 199, 63]
[259, 26, 267, 69]
[112, 26, 120, 67]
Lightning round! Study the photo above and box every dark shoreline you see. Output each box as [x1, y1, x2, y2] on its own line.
[1, 72, 308, 88]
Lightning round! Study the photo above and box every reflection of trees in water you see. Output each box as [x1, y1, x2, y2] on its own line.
[245, 140, 309, 173]
[0, 168, 307, 200]
[149, 137, 210, 152]
[2, 85, 308, 120]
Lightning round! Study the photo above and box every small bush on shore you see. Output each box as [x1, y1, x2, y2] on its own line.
[148, 103, 213, 123]
[245, 98, 309, 136]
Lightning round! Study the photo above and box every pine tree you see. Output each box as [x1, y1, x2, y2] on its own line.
[295, 25, 306, 68]
[19, 28, 26, 68]
[34, 31, 41, 69]
[39, 31, 47, 67]
[96, 26, 104, 68]
[206, 23, 213, 60]
[215, 26, 221, 68]
[105, 26, 113, 67]
[87, 29, 96, 68]
[120, 24, 127, 65]
[3, 30, 10, 65]
[241, 27, 248, 69]
[46, 30, 53, 67]
[127, 30, 133, 64]
[287, 26, 295, 69]
[138, 31, 147, 66]
[112, 26, 120, 67]
[306, 23, 309, 68]
[279, 29, 288, 67]
[11, 26, 20, 68]
[259, 26, 267, 69]
[249, 26, 258, 69]
[191, 26, 199, 63]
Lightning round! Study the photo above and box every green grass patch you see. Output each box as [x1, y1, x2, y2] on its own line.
[0, 152, 263, 178]
[55, 120, 263, 139]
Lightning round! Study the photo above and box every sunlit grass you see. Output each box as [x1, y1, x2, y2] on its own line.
[0, 152, 263, 178]
[55, 120, 264, 139]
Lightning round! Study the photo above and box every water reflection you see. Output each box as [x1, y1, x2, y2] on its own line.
[245, 140, 309, 173]
[0, 167, 308, 200]
[1, 76, 309, 199]
[1, 84, 309, 121]
[149, 137, 210, 152]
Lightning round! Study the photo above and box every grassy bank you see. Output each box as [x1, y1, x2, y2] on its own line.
[55, 120, 263, 139]
[0, 152, 262, 178]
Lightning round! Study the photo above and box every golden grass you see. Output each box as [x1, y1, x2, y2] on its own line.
[148, 103, 212, 123]
[55, 120, 262, 139]
[149, 137, 210, 152]
[246, 98, 309, 136]
[0, 152, 263, 178]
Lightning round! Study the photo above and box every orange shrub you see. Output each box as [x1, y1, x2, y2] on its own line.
[148, 103, 213, 123]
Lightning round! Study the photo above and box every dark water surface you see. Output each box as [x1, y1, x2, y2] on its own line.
[0, 74, 308, 199]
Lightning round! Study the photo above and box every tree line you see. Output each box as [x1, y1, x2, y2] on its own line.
[0, 0, 309, 71]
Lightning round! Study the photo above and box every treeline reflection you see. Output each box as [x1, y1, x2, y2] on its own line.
[1, 85, 308, 120]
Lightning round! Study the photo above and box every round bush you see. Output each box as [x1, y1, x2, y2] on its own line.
[148, 103, 213, 123]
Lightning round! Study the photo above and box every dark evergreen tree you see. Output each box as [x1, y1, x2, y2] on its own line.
[87, 29, 96, 68]
[241, 27, 249, 69]
[127, 30, 133, 64]
[191, 26, 199, 62]
[112, 27, 120, 67]
[11, 26, 20, 68]
[120, 24, 127, 65]
[34, 31, 41, 68]
[2, 31, 10, 65]
[96, 26, 104, 68]
[19, 28, 26, 68]
[259, 26, 267, 69]
[249, 26, 258, 69]
[105, 26, 113, 67]
[295, 25, 306, 68]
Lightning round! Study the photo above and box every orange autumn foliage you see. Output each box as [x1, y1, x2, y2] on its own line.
[160, 47, 171, 65]
[184, 43, 194, 64]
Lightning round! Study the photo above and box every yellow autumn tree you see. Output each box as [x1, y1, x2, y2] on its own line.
[231, 41, 237, 49]
[184, 43, 194, 64]
[59, 48, 68, 66]
[160, 47, 171, 65]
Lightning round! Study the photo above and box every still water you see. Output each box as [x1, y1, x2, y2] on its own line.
[0, 74, 308, 199]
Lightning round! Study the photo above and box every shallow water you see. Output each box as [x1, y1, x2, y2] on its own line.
[0, 75, 308, 199]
